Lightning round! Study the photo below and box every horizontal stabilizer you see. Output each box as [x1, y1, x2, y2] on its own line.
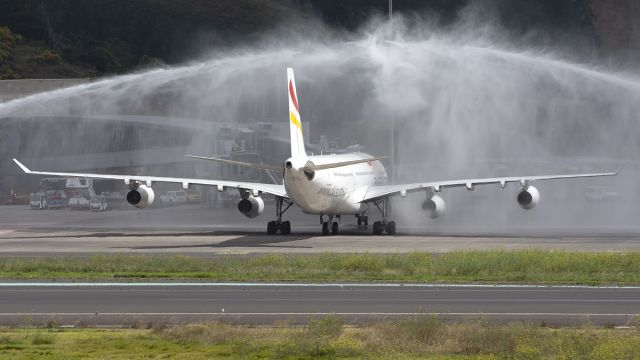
[186, 155, 282, 171]
[304, 156, 388, 171]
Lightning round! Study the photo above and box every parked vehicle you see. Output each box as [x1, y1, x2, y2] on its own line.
[584, 186, 619, 201]
[6, 190, 29, 205]
[66, 178, 96, 210]
[30, 192, 47, 209]
[160, 190, 187, 204]
[32, 178, 67, 210]
[185, 190, 201, 203]
[45, 190, 67, 209]
[90, 195, 108, 212]
[103, 192, 125, 210]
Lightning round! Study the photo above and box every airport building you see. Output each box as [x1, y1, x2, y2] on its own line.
[0, 79, 333, 200]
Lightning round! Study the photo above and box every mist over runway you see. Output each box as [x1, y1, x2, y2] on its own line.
[2, 205, 640, 255]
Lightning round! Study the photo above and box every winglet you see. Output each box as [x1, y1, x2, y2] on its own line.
[12, 159, 31, 173]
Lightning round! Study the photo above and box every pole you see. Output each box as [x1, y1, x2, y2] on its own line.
[388, 0, 394, 183]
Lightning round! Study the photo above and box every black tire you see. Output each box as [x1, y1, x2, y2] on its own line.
[322, 222, 330, 236]
[331, 221, 339, 235]
[279, 221, 291, 235]
[385, 221, 397, 235]
[372, 221, 384, 235]
[267, 221, 278, 235]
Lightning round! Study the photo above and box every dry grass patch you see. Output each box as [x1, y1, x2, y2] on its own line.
[0, 320, 640, 359]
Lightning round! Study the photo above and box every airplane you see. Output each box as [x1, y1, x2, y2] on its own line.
[13, 68, 619, 236]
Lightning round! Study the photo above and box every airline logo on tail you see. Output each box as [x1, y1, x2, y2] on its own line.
[288, 68, 306, 157]
[289, 79, 302, 131]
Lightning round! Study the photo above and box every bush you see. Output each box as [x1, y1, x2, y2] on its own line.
[31, 332, 55, 345]
[396, 314, 442, 345]
[457, 321, 522, 356]
[306, 314, 344, 339]
[28, 50, 63, 64]
[0, 26, 23, 51]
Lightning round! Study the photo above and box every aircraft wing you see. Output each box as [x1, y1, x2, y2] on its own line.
[362, 170, 620, 202]
[13, 159, 287, 198]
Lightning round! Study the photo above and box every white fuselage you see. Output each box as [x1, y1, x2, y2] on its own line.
[283, 152, 388, 215]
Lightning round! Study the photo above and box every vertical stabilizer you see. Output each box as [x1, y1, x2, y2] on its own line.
[288, 68, 306, 158]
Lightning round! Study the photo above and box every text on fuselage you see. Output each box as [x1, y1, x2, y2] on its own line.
[317, 187, 346, 198]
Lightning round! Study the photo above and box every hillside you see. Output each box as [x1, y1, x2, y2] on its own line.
[0, 0, 638, 79]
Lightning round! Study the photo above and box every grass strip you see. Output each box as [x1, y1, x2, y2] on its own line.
[0, 317, 639, 359]
[0, 250, 639, 284]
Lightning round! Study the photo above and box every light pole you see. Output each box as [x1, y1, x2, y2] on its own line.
[388, 0, 396, 184]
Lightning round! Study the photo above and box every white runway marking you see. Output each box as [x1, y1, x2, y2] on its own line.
[0, 282, 640, 289]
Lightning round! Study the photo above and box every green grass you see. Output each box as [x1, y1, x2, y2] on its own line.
[0, 318, 639, 359]
[0, 250, 639, 284]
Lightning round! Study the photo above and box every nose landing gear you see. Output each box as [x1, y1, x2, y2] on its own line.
[320, 215, 340, 235]
[356, 214, 369, 228]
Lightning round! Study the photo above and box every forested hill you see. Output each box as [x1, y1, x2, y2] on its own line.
[0, 0, 635, 79]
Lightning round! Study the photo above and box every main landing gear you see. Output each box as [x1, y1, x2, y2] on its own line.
[267, 197, 293, 235]
[372, 198, 396, 235]
[356, 214, 369, 228]
[320, 215, 340, 236]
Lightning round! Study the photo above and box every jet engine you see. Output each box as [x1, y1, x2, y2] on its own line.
[422, 194, 446, 219]
[517, 185, 540, 210]
[238, 196, 265, 218]
[126, 184, 155, 209]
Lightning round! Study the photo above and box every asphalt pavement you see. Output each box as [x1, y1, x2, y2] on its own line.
[0, 283, 637, 326]
[2, 205, 640, 255]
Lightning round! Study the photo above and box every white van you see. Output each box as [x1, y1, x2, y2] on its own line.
[160, 190, 187, 204]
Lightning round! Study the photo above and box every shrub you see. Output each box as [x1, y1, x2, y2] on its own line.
[396, 314, 442, 345]
[306, 314, 344, 339]
[28, 50, 63, 64]
[31, 332, 55, 345]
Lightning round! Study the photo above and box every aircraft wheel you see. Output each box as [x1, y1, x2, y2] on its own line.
[322, 222, 330, 236]
[331, 221, 339, 235]
[279, 221, 291, 235]
[372, 221, 384, 235]
[385, 221, 396, 235]
[267, 221, 278, 235]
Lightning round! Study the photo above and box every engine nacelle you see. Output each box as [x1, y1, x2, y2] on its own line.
[422, 194, 446, 219]
[517, 185, 540, 210]
[126, 185, 155, 209]
[237, 196, 265, 218]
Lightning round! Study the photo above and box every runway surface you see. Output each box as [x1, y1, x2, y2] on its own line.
[0, 283, 637, 326]
[2, 205, 640, 255]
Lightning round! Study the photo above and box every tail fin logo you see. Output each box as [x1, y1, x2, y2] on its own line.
[287, 67, 306, 158]
[289, 79, 302, 130]
[290, 111, 302, 130]
[289, 80, 300, 113]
